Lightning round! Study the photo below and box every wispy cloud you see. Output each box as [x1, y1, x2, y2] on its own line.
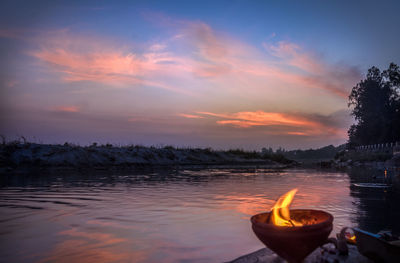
[178, 113, 204, 119]
[0, 28, 23, 39]
[263, 41, 360, 97]
[178, 20, 359, 97]
[53, 106, 80, 113]
[180, 110, 346, 138]
[182, 21, 359, 97]
[4, 80, 18, 88]
[27, 19, 360, 100]
[31, 46, 191, 94]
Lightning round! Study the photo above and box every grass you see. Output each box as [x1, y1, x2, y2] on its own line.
[0, 136, 295, 165]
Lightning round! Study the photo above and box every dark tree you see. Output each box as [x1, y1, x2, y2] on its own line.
[348, 63, 400, 147]
[383, 63, 400, 140]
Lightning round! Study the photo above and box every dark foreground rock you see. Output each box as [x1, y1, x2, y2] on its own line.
[227, 244, 372, 263]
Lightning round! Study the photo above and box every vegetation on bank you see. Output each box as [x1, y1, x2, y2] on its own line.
[334, 150, 393, 163]
[0, 138, 294, 168]
[279, 144, 346, 162]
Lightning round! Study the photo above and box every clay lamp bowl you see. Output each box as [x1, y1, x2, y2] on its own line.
[251, 209, 333, 263]
[251, 189, 333, 263]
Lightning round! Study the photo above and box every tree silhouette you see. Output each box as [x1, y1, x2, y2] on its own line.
[348, 63, 400, 147]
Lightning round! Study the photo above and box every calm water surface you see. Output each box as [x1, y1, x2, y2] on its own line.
[0, 167, 399, 262]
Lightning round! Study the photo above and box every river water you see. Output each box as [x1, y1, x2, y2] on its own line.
[0, 167, 399, 262]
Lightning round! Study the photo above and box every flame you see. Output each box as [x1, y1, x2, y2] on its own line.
[345, 232, 357, 244]
[270, 188, 303, 227]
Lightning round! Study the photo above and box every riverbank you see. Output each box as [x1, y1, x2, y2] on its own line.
[332, 149, 400, 169]
[288, 148, 400, 169]
[0, 142, 295, 170]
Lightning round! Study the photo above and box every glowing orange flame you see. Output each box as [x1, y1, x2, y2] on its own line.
[345, 232, 357, 244]
[270, 188, 303, 227]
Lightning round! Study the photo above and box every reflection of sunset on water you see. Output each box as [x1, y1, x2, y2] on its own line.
[213, 194, 275, 216]
[41, 228, 136, 263]
[1, 168, 398, 263]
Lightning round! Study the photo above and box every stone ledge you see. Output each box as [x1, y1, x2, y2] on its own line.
[227, 245, 372, 263]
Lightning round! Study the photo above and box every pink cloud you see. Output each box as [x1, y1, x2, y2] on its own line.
[0, 29, 22, 39]
[264, 41, 324, 74]
[29, 21, 360, 101]
[5, 80, 18, 88]
[179, 22, 360, 97]
[178, 113, 204, 119]
[149, 43, 167, 52]
[32, 49, 142, 79]
[53, 106, 80, 113]
[189, 22, 228, 59]
[263, 41, 360, 97]
[31, 46, 194, 95]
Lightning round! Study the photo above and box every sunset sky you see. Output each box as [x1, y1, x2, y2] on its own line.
[1, 0, 399, 150]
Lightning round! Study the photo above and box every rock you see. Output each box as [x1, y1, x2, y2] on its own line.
[228, 244, 372, 263]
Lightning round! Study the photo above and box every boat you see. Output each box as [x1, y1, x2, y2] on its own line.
[354, 228, 400, 262]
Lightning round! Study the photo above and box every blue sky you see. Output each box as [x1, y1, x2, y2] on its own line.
[1, 0, 399, 149]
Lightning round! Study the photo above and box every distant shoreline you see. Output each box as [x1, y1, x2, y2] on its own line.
[0, 142, 295, 171]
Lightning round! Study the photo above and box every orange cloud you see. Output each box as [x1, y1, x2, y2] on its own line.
[198, 111, 314, 126]
[190, 110, 345, 138]
[227, 111, 314, 127]
[54, 106, 80, 113]
[178, 113, 204, 119]
[287, 131, 307, 136]
[217, 120, 264, 128]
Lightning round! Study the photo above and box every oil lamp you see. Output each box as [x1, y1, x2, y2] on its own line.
[251, 189, 333, 263]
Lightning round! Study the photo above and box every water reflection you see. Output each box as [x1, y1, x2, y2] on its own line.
[348, 167, 400, 235]
[0, 167, 399, 262]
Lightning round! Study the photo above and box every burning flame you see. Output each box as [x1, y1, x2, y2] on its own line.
[270, 188, 303, 227]
[344, 231, 357, 244]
